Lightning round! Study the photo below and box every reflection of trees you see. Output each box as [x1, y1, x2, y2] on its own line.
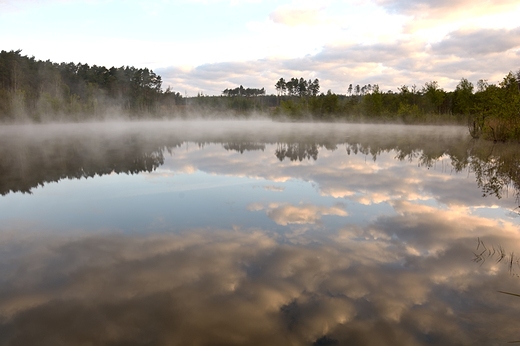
[0, 133, 182, 195]
[355, 138, 520, 208]
[273, 132, 520, 209]
[275, 143, 318, 162]
[222, 142, 265, 153]
[2, 123, 520, 209]
[467, 142, 520, 208]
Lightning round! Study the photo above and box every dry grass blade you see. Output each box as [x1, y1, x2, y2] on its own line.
[474, 239, 520, 275]
[473, 249, 487, 265]
[497, 245, 506, 263]
[477, 237, 486, 252]
[497, 290, 520, 298]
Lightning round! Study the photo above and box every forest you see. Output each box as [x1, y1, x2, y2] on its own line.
[1, 50, 519, 141]
[0, 49, 182, 120]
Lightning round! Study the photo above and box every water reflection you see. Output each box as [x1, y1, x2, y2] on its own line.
[275, 143, 319, 161]
[2, 225, 520, 345]
[1, 121, 519, 208]
[0, 121, 519, 345]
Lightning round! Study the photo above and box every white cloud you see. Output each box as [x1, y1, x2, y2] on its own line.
[269, 3, 326, 27]
[249, 202, 348, 225]
[432, 27, 520, 56]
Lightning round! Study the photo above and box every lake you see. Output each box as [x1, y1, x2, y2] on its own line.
[1, 120, 519, 345]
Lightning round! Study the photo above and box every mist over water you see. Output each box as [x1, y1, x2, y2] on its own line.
[1, 120, 520, 345]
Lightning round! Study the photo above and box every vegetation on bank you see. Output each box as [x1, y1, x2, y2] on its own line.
[1, 50, 519, 140]
[272, 74, 520, 142]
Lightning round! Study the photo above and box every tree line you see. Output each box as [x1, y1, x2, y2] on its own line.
[1, 50, 519, 141]
[222, 85, 265, 97]
[275, 77, 320, 97]
[274, 72, 520, 141]
[0, 49, 182, 121]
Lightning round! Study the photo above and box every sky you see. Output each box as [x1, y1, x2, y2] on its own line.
[1, 0, 520, 96]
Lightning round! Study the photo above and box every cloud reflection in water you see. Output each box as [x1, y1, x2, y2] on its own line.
[1, 217, 520, 345]
[1, 122, 520, 345]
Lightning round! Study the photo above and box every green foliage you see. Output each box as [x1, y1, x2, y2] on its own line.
[270, 71, 520, 138]
[320, 91, 339, 115]
[453, 78, 474, 116]
[0, 50, 172, 121]
[397, 102, 421, 119]
[362, 85, 383, 117]
[422, 81, 446, 114]
[275, 90, 339, 120]
[0, 88, 10, 117]
[470, 72, 520, 141]
[279, 99, 306, 118]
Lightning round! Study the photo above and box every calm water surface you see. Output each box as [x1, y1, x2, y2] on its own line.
[1, 120, 519, 345]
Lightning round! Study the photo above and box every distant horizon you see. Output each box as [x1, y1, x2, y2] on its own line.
[2, 0, 519, 96]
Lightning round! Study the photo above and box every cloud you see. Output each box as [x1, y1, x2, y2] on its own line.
[376, 0, 520, 23]
[314, 41, 417, 65]
[156, 60, 278, 96]
[269, 3, 325, 27]
[432, 27, 520, 56]
[260, 203, 348, 225]
[263, 185, 285, 192]
[246, 202, 264, 211]
[155, 33, 519, 95]
[409, 1, 518, 35]
[247, 202, 348, 225]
